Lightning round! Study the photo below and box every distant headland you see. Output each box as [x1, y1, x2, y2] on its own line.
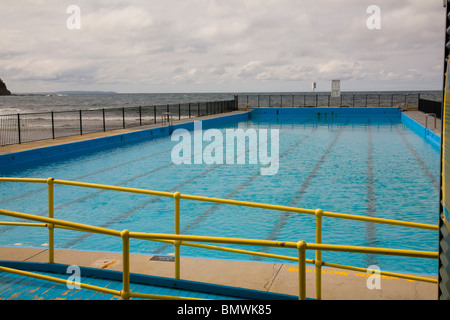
[0, 84, 118, 96]
[52, 91, 118, 94]
[0, 79, 11, 96]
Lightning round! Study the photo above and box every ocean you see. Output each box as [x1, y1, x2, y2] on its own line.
[0, 90, 443, 116]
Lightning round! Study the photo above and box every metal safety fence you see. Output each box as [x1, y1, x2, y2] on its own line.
[236, 93, 422, 109]
[0, 100, 237, 146]
[419, 99, 442, 119]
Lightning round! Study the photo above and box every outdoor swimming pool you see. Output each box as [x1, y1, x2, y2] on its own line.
[0, 109, 441, 276]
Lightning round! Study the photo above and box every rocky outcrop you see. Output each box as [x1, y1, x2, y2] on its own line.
[0, 79, 11, 95]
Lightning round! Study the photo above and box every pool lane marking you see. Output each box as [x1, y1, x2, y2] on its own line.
[0, 141, 176, 233]
[21, 135, 171, 179]
[365, 124, 378, 267]
[392, 122, 439, 190]
[262, 121, 348, 248]
[152, 123, 322, 254]
[0, 143, 174, 205]
[63, 120, 315, 249]
[61, 122, 300, 248]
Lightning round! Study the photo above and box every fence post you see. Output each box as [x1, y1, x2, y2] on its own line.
[47, 177, 55, 264]
[17, 114, 21, 144]
[189, 103, 191, 118]
[51, 112, 55, 139]
[315, 209, 323, 300]
[178, 103, 181, 120]
[120, 230, 131, 300]
[139, 106, 142, 126]
[102, 109, 106, 132]
[79, 110, 83, 135]
[198, 102, 200, 117]
[174, 192, 181, 279]
[154, 106, 157, 124]
[122, 107, 126, 129]
[297, 240, 307, 300]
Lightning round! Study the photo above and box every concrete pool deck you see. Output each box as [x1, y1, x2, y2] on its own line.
[0, 108, 441, 300]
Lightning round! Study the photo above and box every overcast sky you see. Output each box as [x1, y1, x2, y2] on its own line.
[0, 0, 447, 93]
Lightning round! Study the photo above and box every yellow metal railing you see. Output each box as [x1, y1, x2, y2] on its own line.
[0, 177, 440, 300]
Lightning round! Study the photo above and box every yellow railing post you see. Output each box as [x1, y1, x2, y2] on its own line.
[47, 177, 54, 263]
[297, 240, 307, 300]
[315, 209, 323, 300]
[174, 192, 181, 279]
[120, 229, 131, 300]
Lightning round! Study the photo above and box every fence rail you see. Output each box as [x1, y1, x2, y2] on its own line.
[236, 93, 423, 108]
[0, 100, 237, 146]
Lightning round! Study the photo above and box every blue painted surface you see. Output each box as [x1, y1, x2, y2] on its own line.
[0, 261, 298, 300]
[400, 113, 441, 151]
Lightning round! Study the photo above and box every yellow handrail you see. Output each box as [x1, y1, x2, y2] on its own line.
[0, 208, 438, 300]
[0, 177, 437, 230]
[0, 177, 440, 300]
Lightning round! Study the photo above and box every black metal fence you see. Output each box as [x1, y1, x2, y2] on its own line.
[236, 93, 422, 108]
[0, 100, 236, 146]
[418, 98, 442, 119]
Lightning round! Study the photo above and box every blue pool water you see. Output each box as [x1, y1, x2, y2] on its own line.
[0, 110, 441, 276]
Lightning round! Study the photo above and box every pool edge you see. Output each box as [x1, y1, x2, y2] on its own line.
[0, 111, 250, 172]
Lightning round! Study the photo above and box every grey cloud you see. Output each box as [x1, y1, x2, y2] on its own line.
[0, 0, 445, 93]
